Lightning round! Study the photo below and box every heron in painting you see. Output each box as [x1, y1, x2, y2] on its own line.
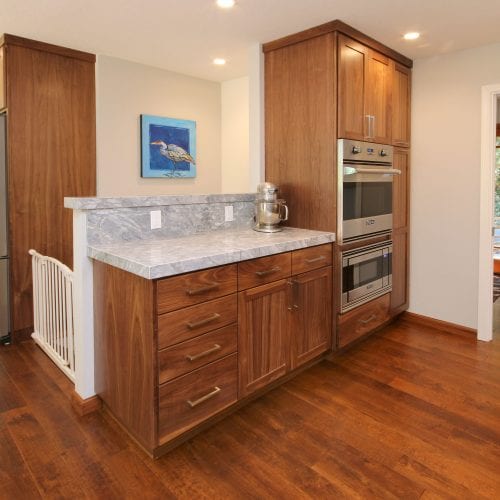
[150, 140, 196, 165]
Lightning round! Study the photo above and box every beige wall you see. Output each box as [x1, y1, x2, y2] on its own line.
[96, 56, 221, 196]
[221, 77, 250, 193]
[410, 42, 500, 328]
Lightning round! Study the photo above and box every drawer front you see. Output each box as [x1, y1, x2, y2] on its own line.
[158, 354, 238, 443]
[158, 294, 237, 350]
[158, 324, 237, 384]
[292, 244, 333, 275]
[238, 252, 291, 290]
[156, 264, 237, 314]
[338, 293, 390, 348]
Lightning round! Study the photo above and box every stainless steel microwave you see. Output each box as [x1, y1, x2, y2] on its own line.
[341, 241, 392, 312]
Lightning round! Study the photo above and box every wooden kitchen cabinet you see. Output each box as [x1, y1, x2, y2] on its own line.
[290, 267, 332, 369]
[338, 293, 391, 348]
[393, 148, 410, 230]
[391, 229, 409, 315]
[238, 279, 290, 397]
[95, 244, 333, 456]
[1, 34, 96, 340]
[238, 245, 333, 396]
[338, 34, 392, 144]
[392, 63, 412, 147]
[0, 47, 5, 109]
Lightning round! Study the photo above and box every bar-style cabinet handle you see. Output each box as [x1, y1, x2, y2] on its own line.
[305, 255, 326, 264]
[186, 313, 221, 330]
[359, 314, 377, 325]
[187, 386, 221, 408]
[255, 266, 281, 277]
[186, 282, 220, 296]
[185, 344, 221, 362]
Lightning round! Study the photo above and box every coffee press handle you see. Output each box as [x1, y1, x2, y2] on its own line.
[280, 204, 289, 222]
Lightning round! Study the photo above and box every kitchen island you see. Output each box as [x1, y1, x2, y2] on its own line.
[65, 193, 335, 457]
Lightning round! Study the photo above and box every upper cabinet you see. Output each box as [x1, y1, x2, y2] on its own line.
[0, 47, 5, 109]
[392, 63, 412, 148]
[338, 35, 393, 144]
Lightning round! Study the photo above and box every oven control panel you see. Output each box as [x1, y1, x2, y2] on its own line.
[341, 139, 393, 163]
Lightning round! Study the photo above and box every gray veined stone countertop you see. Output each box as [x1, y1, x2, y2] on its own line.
[88, 227, 336, 279]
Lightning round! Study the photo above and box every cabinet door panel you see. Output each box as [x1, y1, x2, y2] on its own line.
[366, 51, 392, 144]
[0, 47, 5, 109]
[338, 35, 366, 140]
[392, 64, 411, 147]
[238, 280, 290, 397]
[390, 229, 409, 314]
[393, 148, 410, 230]
[291, 267, 332, 369]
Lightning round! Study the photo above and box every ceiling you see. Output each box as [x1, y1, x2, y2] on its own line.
[1, 0, 500, 82]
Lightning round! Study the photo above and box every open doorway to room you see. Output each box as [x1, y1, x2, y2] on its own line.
[493, 99, 500, 337]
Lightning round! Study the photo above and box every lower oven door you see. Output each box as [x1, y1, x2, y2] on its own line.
[342, 167, 394, 241]
[342, 246, 392, 311]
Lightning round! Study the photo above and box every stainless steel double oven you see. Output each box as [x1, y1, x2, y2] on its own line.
[338, 139, 400, 311]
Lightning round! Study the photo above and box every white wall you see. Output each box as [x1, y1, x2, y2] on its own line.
[221, 77, 250, 192]
[410, 42, 500, 328]
[96, 56, 221, 196]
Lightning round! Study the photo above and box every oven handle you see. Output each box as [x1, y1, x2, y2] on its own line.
[345, 168, 401, 175]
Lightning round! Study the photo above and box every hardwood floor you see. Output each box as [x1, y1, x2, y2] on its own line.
[1, 317, 499, 498]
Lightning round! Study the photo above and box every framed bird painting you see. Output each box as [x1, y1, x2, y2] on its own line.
[140, 114, 196, 178]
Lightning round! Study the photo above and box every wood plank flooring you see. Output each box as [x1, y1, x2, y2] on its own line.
[0, 317, 499, 498]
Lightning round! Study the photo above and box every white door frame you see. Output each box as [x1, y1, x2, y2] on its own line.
[477, 84, 500, 342]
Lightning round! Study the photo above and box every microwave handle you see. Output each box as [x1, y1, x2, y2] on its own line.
[346, 168, 401, 175]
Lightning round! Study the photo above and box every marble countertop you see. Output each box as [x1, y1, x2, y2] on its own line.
[89, 227, 335, 279]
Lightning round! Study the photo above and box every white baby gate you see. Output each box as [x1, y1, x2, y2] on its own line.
[30, 249, 75, 382]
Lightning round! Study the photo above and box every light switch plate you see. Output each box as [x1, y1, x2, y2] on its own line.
[150, 210, 162, 229]
[224, 205, 234, 222]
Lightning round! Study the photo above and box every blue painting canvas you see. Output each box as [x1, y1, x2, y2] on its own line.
[141, 115, 196, 178]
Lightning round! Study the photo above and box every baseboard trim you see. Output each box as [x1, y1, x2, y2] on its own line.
[400, 311, 477, 337]
[71, 391, 102, 416]
[11, 327, 34, 343]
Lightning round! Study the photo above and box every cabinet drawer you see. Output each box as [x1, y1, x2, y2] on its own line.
[158, 294, 237, 350]
[158, 354, 237, 443]
[338, 293, 390, 348]
[156, 264, 237, 314]
[292, 244, 332, 275]
[238, 252, 291, 290]
[158, 324, 237, 384]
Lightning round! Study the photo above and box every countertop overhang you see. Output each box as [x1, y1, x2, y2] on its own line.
[89, 227, 335, 279]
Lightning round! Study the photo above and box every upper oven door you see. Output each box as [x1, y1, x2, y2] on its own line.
[342, 166, 398, 241]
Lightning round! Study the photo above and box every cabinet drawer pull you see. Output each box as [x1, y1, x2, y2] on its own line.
[255, 266, 281, 277]
[305, 255, 326, 264]
[186, 313, 221, 330]
[359, 314, 377, 325]
[186, 282, 220, 296]
[185, 344, 221, 362]
[187, 386, 221, 408]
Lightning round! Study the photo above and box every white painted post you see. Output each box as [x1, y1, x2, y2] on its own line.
[72, 210, 95, 398]
[248, 43, 265, 190]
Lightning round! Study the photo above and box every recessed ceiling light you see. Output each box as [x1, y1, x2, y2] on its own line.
[403, 32, 420, 41]
[216, 0, 235, 8]
[213, 58, 226, 65]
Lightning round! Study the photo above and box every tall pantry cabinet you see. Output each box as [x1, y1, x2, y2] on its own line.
[264, 21, 412, 347]
[0, 35, 96, 341]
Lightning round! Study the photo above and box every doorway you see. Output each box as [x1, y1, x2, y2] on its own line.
[478, 85, 500, 341]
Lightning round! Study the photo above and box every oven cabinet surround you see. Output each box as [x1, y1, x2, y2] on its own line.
[0, 34, 96, 340]
[94, 243, 333, 457]
[264, 20, 412, 347]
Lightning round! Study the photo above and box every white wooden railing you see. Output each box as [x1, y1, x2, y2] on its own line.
[30, 249, 75, 382]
